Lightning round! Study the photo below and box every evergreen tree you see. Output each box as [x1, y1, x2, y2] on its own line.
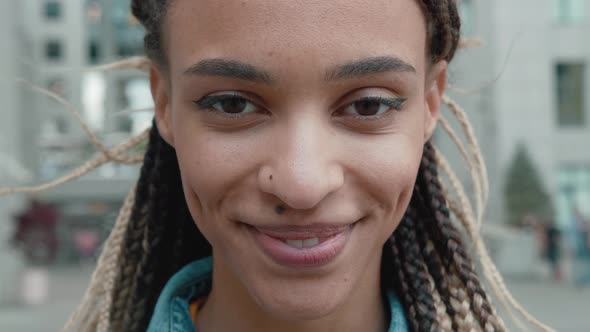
[504, 144, 552, 226]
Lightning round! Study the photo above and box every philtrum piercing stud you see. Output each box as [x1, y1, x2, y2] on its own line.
[275, 205, 285, 215]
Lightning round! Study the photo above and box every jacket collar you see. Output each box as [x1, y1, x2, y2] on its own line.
[147, 256, 409, 332]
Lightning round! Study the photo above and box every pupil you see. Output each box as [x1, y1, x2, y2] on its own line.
[355, 100, 380, 116]
[221, 98, 247, 114]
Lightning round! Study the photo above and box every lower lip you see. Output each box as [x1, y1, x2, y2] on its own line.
[250, 225, 353, 269]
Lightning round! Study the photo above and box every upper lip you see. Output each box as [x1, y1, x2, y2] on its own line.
[247, 222, 357, 239]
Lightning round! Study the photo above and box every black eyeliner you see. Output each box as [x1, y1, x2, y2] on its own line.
[356, 96, 407, 110]
[193, 93, 245, 109]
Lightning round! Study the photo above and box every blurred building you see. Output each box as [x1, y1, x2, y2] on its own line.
[0, 0, 30, 304]
[18, 0, 150, 203]
[0, 1, 152, 263]
[21, 0, 86, 181]
[449, 0, 589, 229]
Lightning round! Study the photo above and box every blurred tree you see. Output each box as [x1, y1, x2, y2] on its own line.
[504, 143, 553, 226]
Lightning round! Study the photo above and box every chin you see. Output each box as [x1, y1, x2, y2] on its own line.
[258, 295, 342, 322]
[248, 277, 352, 322]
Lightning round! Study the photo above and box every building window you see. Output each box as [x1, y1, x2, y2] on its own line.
[555, 0, 585, 24]
[45, 1, 62, 19]
[556, 63, 585, 127]
[557, 166, 590, 227]
[54, 115, 69, 134]
[45, 40, 63, 60]
[459, 0, 475, 35]
[88, 40, 101, 64]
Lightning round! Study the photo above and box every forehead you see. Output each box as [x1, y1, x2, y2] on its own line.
[164, 0, 427, 77]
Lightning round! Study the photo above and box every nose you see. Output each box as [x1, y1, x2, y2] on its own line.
[257, 117, 344, 210]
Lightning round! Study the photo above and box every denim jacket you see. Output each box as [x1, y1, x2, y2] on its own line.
[147, 257, 409, 332]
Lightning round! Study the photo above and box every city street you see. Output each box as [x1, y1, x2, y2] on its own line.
[0, 265, 588, 332]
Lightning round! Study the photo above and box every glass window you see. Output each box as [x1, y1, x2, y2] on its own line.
[555, 63, 585, 127]
[555, 0, 585, 24]
[45, 1, 62, 19]
[88, 40, 101, 64]
[45, 40, 64, 60]
[113, 1, 145, 57]
[459, 0, 475, 35]
[557, 166, 590, 227]
[54, 115, 68, 134]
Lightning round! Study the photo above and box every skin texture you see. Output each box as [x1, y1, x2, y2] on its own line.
[150, 0, 447, 331]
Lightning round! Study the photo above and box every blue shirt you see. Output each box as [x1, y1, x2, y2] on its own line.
[147, 257, 409, 332]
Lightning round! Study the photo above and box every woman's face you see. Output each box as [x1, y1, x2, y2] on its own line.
[153, 0, 446, 321]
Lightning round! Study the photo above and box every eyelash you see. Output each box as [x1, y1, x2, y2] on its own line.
[340, 96, 406, 121]
[192, 93, 406, 120]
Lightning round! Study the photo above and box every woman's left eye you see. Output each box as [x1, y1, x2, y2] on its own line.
[341, 96, 406, 118]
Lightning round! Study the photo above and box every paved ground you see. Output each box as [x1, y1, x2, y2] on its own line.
[502, 279, 590, 331]
[0, 266, 588, 332]
[0, 265, 93, 332]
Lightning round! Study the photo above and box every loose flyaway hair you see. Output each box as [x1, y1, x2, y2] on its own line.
[0, 1, 554, 331]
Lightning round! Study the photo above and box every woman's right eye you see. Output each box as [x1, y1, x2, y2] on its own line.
[193, 93, 259, 117]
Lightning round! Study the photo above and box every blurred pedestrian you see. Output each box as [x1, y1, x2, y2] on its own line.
[73, 228, 100, 264]
[545, 220, 562, 281]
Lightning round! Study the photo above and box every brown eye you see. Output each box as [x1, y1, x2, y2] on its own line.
[220, 98, 248, 114]
[193, 94, 258, 115]
[353, 99, 381, 116]
[341, 96, 406, 118]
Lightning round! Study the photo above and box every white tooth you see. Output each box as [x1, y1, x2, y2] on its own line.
[285, 239, 304, 249]
[303, 238, 320, 248]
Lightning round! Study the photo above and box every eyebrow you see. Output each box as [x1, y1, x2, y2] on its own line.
[183, 58, 273, 84]
[325, 56, 416, 81]
[183, 56, 415, 83]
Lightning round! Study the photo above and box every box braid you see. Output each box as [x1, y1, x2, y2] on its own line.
[413, 143, 506, 331]
[109, 124, 211, 331]
[417, 0, 462, 62]
[388, 212, 440, 332]
[412, 201, 461, 331]
[130, 0, 168, 65]
[102, 1, 509, 331]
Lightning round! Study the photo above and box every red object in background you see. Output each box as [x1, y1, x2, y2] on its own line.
[12, 200, 59, 264]
[73, 229, 99, 258]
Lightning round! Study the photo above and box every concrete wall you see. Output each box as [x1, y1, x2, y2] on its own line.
[0, 1, 27, 305]
[440, 0, 502, 223]
[25, 0, 86, 143]
[445, 0, 590, 225]
[494, 0, 590, 224]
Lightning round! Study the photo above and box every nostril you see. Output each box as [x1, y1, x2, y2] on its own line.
[258, 163, 344, 210]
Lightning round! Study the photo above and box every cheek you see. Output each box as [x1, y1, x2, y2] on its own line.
[175, 137, 242, 210]
[171, 120, 264, 226]
[347, 133, 422, 235]
[173, 136, 250, 250]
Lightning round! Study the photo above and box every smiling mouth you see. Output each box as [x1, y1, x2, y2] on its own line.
[246, 222, 358, 268]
